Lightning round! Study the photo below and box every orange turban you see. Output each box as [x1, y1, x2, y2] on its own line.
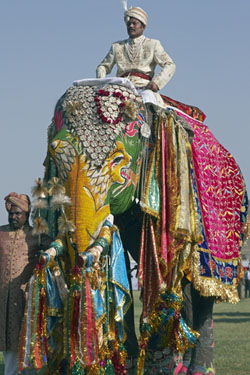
[4, 192, 31, 213]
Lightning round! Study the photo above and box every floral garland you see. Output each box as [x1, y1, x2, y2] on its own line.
[94, 89, 129, 125]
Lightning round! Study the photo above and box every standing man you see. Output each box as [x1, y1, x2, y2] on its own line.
[0, 193, 51, 375]
[96, 5, 176, 107]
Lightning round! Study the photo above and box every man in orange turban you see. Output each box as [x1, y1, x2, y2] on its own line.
[0, 193, 51, 375]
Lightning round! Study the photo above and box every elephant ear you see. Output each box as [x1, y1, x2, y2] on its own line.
[108, 124, 143, 215]
[109, 184, 136, 215]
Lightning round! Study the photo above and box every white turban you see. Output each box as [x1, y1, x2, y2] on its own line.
[124, 6, 148, 26]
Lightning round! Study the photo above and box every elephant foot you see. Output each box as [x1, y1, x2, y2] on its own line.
[125, 356, 138, 375]
[186, 364, 216, 375]
[143, 349, 181, 375]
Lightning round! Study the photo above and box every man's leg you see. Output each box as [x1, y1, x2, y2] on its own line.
[247, 280, 250, 297]
[3, 351, 18, 375]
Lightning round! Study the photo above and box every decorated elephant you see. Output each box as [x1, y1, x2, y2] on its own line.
[18, 78, 249, 375]
[18, 80, 154, 375]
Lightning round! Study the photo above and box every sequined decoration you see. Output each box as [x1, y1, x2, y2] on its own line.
[57, 85, 142, 167]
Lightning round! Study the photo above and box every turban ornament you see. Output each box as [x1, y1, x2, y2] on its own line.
[122, 0, 148, 26]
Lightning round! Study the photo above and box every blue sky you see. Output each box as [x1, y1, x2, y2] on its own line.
[0, 0, 249, 223]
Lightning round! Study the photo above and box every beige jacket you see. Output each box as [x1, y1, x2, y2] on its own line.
[96, 35, 176, 90]
[0, 224, 51, 351]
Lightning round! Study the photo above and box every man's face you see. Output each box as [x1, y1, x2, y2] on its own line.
[8, 206, 28, 230]
[127, 17, 145, 39]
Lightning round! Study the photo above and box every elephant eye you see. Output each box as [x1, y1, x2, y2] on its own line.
[113, 156, 124, 165]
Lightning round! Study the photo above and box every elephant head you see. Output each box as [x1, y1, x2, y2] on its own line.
[45, 83, 146, 257]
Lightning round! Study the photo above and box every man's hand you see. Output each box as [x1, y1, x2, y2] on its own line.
[145, 81, 159, 92]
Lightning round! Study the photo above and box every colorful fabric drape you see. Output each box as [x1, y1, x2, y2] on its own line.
[19, 264, 64, 373]
[19, 227, 131, 375]
[136, 107, 248, 374]
[175, 109, 248, 302]
[137, 113, 203, 374]
[109, 229, 132, 342]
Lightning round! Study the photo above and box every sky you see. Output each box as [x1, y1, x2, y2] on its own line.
[0, 0, 250, 224]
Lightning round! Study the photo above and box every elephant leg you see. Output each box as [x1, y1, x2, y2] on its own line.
[115, 204, 143, 373]
[181, 278, 215, 375]
[123, 247, 140, 358]
[180, 278, 194, 373]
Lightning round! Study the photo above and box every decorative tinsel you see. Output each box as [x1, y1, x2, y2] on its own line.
[31, 177, 49, 241]
[136, 292, 199, 375]
[19, 266, 49, 372]
[47, 177, 66, 196]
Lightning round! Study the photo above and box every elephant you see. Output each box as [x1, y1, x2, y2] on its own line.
[19, 82, 152, 375]
[18, 80, 249, 375]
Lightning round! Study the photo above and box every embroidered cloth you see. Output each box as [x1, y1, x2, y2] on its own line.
[175, 109, 248, 301]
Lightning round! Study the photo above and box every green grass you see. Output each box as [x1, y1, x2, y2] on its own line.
[0, 353, 3, 375]
[213, 299, 250, 375]
[1, 294, 249, 375]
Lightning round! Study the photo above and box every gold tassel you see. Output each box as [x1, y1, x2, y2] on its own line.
[32, 217, 49, 235]
[136, 349, 146, 375]
[47, 177, 66, 196]
[86, 363, 100, 375]
[124, 100, 136, 120]
[58, 213, 76, 235]
[31, 178, 48, 198]
[50, 194, 72, 210]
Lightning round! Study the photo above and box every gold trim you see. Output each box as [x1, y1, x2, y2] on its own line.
[190, 249, 240, 303]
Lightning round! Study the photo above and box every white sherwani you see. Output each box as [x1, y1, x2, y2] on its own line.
[96, 35, 176, 107]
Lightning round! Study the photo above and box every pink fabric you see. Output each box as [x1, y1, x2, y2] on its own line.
[85, 276, 95, 364]
[176, 110, 244, 260]
[174, 363, 188, 374]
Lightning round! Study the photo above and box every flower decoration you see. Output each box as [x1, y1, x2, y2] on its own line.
[94, 89, 136, 125]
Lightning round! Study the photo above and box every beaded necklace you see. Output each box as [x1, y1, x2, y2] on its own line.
[125, 36, 145, 64]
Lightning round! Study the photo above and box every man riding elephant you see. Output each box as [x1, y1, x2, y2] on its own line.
[96, 4, 176, 108]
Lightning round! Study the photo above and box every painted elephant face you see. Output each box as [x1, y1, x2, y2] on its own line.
[47, 84, 146, 251]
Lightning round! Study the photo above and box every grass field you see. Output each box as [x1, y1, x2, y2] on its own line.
[1, 294, 249, 375]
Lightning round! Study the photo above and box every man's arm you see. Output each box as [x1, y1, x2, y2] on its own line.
[151, 40, 176, 91]
[96, 44, 116, 78]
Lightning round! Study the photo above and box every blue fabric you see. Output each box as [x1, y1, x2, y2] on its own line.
[109, 230, 131, 341]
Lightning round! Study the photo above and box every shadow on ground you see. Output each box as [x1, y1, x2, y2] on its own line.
[213, 311, 250, 323]
[214, 312, 250, 316]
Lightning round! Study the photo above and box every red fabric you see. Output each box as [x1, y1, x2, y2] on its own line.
[161, 94, 206, 123]
[121, 72, 152, 81]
